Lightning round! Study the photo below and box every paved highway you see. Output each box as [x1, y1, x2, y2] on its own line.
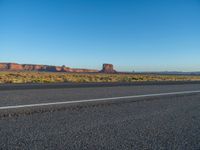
[0, 82, 200, 149]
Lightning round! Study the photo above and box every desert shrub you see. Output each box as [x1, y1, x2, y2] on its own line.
[0, 71, 200, 84]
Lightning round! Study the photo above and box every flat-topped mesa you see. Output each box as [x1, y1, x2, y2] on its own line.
[100, 64, 117, 73]
[0, 63, 99, 73]
[0, 62, 118, 73]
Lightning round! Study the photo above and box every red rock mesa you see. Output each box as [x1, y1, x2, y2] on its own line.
[0, 63, 117, 73]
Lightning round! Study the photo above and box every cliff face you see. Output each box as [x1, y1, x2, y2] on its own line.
[0, 63, 117, 73]
[0, 63, 23, 71]
[0, 63, 99, 73]
[0, 63, 8, 70]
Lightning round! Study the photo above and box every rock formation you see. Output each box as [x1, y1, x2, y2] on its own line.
[0, 62, 117, 73]
[100, 64, 116, 73]
[0, 63, 99, 73]
[0, 63, 23, 71]
[0, 63, 8, 70]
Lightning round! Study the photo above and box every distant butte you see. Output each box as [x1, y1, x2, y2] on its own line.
[100, 64, 116, 73]
[0, 63, 117, 73]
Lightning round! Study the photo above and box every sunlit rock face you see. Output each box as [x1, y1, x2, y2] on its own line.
[0, 63, 118, 73]
[0, 63, 99, 73]
[0, 63, 24, 71]
[8, 63, 24, 70]
[100, 64, 116, 73]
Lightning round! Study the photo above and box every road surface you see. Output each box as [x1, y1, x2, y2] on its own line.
[0, 82, 200, 149]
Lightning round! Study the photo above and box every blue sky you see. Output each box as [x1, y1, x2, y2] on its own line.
[0, 0, 200, 71]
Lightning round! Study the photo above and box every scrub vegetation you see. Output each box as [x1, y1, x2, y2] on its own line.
[0, 71, 200, 84]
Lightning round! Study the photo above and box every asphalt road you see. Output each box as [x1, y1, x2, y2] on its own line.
[0, 82, 200, 149]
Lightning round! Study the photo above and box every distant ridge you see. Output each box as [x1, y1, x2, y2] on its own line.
[137, 71, 200, 75]
[0, 63, 117, 73]
[0, 63, 98, 73]
[1, 63, 199, 75]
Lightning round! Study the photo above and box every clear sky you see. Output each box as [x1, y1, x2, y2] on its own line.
[0, 0, 200, 72]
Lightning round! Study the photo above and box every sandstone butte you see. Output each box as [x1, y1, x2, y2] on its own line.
[100, 64, 116, 73]
[0, 63, 117, 73]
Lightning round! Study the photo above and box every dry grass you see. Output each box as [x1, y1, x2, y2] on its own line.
[0, 71, 200, 84]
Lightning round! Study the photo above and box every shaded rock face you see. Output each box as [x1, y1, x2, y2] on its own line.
[70, 69, 98, 73]
[0, 63, 99, 73]
[100, 64, 116, 73]
[0, 63, 8, 70]
[23, 65, 45, 71]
